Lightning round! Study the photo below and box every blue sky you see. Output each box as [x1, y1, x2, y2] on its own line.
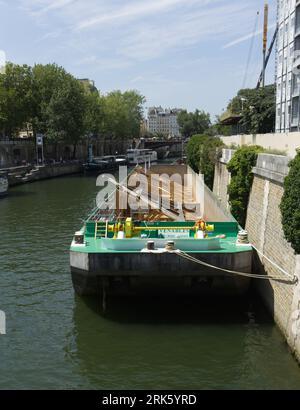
[0, 0, 277, 120]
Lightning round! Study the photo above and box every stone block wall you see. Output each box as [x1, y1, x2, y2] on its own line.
[213, 149, 235, 211]
[219, 132, 300, 158]
[213, 150, 300, 362]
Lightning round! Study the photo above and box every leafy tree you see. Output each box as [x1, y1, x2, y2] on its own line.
[123, 90, 145, 138]
[31, 64, 87, 158]
[45, 75, 86, 158]
[227, 146, 263, 227]
[103, 90, 145, 141]
[32, 64, 71, 135]
[226, 85, 275, 134]
[280, 150, 300, 254]
[0, 63, 34, 137]
[177, 109, 211, 139]
[208, 116, 232, 137]
[0, 62, 146, 158]
[84, 91, 105, 137]
[103, 91, 130, 141]
[186, 134, 224, 189]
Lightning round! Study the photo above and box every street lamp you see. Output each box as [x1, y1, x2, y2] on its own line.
[240, 97, 248, 112]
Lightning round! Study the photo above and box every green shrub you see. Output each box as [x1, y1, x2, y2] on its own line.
[280, 150, 300, 254]
[186, 134, 224, 190]
[227, 146, 263, 227]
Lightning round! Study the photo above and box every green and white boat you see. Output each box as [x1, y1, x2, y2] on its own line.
[70, 165, 253, 298]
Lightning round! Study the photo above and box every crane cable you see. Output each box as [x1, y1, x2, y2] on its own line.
[242, 11, 260, 89]
[153, 248, 298, 285]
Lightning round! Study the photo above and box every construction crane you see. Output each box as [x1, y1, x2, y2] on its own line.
[256, 1, 278, 89]
[262, 1, 269, 87]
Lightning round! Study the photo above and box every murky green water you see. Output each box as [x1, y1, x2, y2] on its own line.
[1, 175, 300, 390]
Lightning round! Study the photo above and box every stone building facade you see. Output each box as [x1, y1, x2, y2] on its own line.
[147, 107, 183, 137]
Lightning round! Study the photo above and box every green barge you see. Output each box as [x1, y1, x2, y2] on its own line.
[70, 219, 253, 297]
[70, 164, 253, 298]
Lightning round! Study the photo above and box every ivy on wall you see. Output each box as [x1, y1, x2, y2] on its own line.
[227, 146, 263, 227]
[280, 150, 300, 255]
[186, 134, 224, 190]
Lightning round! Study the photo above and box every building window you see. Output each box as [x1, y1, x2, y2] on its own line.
[296, 6, 300, 32]
[292, 97, 299, 121]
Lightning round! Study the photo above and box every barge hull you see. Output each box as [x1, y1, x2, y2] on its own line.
[70, 250, 252, 296]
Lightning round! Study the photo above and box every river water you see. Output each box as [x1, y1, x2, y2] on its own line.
[1, 175, 300, 390]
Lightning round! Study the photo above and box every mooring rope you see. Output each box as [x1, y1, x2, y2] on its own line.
[158, 249, 298, 285]
[251, 244, 296, 281]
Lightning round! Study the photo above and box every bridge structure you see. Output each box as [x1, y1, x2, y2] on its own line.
[140, 138, 186, 159]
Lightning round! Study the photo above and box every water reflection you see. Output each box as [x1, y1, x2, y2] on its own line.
[67, 293, 300, 390]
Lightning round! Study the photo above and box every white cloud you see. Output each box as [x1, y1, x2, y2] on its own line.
[76, 55, 132, 71]
[40, 0, 76, 14]
[223, 22, 276, 49]
[18, 0, 273, 71]
[35, 30, 63, 42]
[130, 76, 144, 84]
[118, 2, 249, 61]
[77, 0, 193, 30]
[23, 0, 76, 15]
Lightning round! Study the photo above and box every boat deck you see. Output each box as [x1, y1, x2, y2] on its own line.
[71, 236, 252, 254]
[71, 221, 252, 255]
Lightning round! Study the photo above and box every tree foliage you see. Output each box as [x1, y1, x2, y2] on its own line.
[227, 146, 263, 227]
[84, 91, 105, 137]
[207, 116, 232, 137]
[0, 62, 145, 157]
[46, 75, 86, 157]
[227, 85, 275, 134]
[103, 90, 145, 141]
[280, 150, 300, 254]
[177, 109, 211, 139]
[0, 63, 34, 137]
[186, 134, 224, 190]
[31, 64, 69, 134]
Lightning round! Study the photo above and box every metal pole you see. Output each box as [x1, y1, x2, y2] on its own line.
[36, 137, 39, 167]
[257, 25, 278, 88]
[262, 2, 269, 88]
[262, 50, 266, 87]
[41, 140, 44, 166]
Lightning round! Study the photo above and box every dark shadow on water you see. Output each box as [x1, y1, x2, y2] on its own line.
[79, 287, 274, 326]
[6, 190, 37, 198]
[252, 250, 275, 318]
